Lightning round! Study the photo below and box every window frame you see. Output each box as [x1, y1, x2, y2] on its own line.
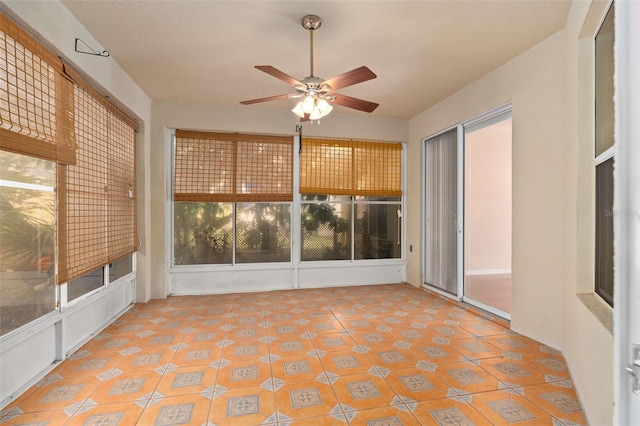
[170, 133, 405, 269]
[593, 1, 615, 308]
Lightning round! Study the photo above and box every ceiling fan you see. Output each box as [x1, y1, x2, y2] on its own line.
[240, 14, 379, 121]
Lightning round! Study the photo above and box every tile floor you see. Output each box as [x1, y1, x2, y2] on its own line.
[0, 283, 587, 425]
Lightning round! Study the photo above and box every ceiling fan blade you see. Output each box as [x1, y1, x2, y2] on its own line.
[240, 94, 295, 105]
[323, 66, 376, 91]
[255, 65, 301, 87]
[331, 93, 379, 113]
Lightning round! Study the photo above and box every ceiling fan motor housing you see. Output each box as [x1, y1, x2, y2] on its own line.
[301, 15, 322, 31]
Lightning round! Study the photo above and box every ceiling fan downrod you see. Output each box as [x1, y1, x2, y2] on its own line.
[301, 15, 321, 78]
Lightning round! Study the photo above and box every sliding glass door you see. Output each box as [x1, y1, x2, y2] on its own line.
[423, 106, 512, 318]
[423, 127, 461, 295]
[463, 111, 512, 315]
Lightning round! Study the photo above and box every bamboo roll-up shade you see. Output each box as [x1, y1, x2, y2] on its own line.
[0, 12, 76, 164]
[300, 138, 402, 196]
[57, 86, 108, 284]
[62, 63, 139, 133]
[174, 130, 293, 202]
[57, 85, 138, 284]
[106, 112, 138, 262]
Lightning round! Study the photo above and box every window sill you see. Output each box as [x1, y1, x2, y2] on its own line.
[577, 293, 613, 334]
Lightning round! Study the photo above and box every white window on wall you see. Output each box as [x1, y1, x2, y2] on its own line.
[594, 2, 615, 307]
[1, 11, 139, 317]
[0, 151, 57, 335]
[299, 138, 403, 262]
[172, 131, 294, 265]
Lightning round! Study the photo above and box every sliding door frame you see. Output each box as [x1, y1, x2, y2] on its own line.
[421, 103, 512, 317]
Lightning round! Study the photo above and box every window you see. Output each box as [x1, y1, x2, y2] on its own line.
[301, 195, 352, 261]
[109, 254, 133, 282]
[594, 2, 615, 307]
[172, 131, 293, 265]
[300, 138, 403, 262]
[0, 12, 138, 331]
[57, 72, 139, 285]
[0, 151, 56, 335]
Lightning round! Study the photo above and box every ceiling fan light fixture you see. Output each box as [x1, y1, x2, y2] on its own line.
[302, 95, 316, 113]
[292, 94, 334, 120]
[291, 101, 306, 118]
[317, 98, 333, 115]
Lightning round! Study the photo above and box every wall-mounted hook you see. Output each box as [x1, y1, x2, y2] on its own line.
[75, 38, 109, 57]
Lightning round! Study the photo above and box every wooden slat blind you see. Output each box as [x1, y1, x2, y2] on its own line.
[0, 12, 76, 164]
[300, 138, 402, 196]
[57, 86, 138, 284]
[174, 130, 293, 202]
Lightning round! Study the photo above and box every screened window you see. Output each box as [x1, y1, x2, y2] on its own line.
[0, 150, 56, 335]
[173, 131, 293, 265]
[110, 254, 133, 282]
[301, 195, 352, 261]
[300, 138, 402, 262]
[594, 2, 615, 307]
[0, 11, 138, 330]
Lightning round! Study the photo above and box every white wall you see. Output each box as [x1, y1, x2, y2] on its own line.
[561, 1, 614, 425]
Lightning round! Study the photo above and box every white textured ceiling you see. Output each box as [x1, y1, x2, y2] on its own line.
[61, 0, 571, 119]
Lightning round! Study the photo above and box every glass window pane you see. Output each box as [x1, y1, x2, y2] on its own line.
[355, 204, 401, 259]
[595, 157, 614, 306]
[0, 152, 56, 336]
[235, 203, 291, 263]
[68, 266, 104, 302]
[173, 202, 233, 265]
[595, 3, 615, 157]
[301, 202, 351, 261]
[109, 255, 133, 282]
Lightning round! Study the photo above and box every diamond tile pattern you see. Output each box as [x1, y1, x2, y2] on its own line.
[0, 284, 586, 425]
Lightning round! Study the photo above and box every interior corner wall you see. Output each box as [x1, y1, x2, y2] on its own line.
[149, 100, 409, 298]
[1, 0, 153, 303]
[559, 1, 614, 425]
